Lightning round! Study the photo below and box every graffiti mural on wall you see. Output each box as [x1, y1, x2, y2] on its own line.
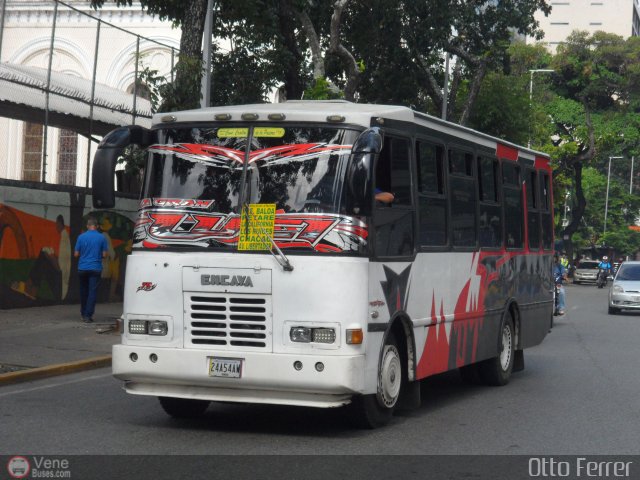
[2, 206, 72, 302]
[0, 183, 136, 308]
[84, 210, 133, 302]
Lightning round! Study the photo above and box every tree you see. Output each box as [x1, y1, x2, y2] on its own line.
[542, 32, 640, 261]
[91, 0, 208, 110]
[294, 0, 362, 101]
[398, 0, 551, 124]
[576, 168, 640, 257]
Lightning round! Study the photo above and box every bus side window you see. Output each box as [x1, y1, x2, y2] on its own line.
[416, 140, 447, 246]
[376, 136, 412, 205]
[525, 168, 541, 249]
[449, 148, 477, 247]
[478, 155, 502, 248]
[540, 171, 554, 250]
[374, 135, 414, 257]
[502, 161, 523, 249]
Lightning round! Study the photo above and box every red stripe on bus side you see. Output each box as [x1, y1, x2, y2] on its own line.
[497, 144, 518, 161]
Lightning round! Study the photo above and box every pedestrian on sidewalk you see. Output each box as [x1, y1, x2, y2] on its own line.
[74, 217, 108, 323]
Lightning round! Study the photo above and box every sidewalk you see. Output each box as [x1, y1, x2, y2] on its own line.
[0, 302, 122, 384]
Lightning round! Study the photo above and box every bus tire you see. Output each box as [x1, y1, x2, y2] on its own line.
[349, 333, 402, 428]
[479, 314, 515, 386]
[158, 396, 210, 418]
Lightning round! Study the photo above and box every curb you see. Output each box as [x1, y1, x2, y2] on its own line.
[0, 355, 112, 386]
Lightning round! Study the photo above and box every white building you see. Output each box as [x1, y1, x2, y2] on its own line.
[534, 0, 640, 49]
[0, 0, 181, 186]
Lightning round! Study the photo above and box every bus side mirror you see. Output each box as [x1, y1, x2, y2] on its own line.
[345, 128, 382, 216]
[352, 127, 383, 154]
[92, 125, 154, 208]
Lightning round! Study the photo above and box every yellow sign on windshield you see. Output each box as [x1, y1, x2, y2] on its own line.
[238, 204, 276, 251]
[218, 127, 285, 138]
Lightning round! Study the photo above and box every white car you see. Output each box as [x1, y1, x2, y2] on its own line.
[573, 260, 600, 284]
[608, 261, 640, 314]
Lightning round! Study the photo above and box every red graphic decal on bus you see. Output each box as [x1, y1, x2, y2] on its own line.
[149, 143, 351, 166]
[416, 251, 489, 378]
[133, 207, 367, 253]
[136, 282, 157, 292]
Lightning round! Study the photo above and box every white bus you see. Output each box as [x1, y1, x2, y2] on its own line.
[92, 101, 554, 428]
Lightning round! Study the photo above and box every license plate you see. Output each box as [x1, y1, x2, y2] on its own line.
[208, 357, 243, 378]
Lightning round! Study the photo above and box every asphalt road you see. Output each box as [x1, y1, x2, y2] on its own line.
[2, 283, 639, 458]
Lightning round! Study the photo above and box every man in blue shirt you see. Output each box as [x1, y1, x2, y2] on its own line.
[597, 255, 612, 287]
[553, 253, 567, 315]
[598, 256, 612, 273]
[74, 217, 108, 323]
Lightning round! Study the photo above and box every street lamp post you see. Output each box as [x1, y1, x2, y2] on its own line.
[528, 69, 554, 149]
[604, 156, 623, 235]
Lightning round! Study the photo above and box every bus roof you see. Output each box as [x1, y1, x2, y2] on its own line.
[152, 100, 550, 160]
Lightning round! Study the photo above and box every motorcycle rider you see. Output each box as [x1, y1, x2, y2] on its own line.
[553, 253, 567, 315]
[597, 255, 612, 287]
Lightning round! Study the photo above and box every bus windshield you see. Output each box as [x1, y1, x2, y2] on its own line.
[136, 125, 369, 253]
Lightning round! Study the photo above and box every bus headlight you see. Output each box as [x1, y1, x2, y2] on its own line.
[289, 327, 336, 344]
[290, 327, 312, 343]
[129, 319, 148, 334]
[148, 321, 168, 336]
[312, 328, 336, 344]
[128, 319, 168, 336]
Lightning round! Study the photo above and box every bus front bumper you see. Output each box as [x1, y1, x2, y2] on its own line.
[112, 344, 365, 408]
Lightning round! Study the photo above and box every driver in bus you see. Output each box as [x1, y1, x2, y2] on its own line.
[375, 188, 394, 204]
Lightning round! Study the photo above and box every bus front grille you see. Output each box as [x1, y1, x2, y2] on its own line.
[184, 293, 272, 350]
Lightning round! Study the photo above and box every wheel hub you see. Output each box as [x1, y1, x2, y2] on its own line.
[378, 344, 401, 408]
[499, 324, 513, 371]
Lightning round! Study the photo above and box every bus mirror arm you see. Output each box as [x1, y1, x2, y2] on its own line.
[92, 126, 155, 209]
[92, 147, 119, 208]
[345, 128, 381, 216]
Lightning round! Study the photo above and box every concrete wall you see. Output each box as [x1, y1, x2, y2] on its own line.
[534, 0, 636, 50]
[0, 178, 138, 308]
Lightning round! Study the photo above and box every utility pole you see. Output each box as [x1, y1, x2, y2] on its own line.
[441, 52, 450, 121]
[528, 69, 554, 149]
[200, 0, 213, 108]
[604, 156, 623, 235]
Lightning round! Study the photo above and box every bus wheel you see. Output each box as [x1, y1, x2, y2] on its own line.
[158, 397, 210, 418]
[479, 315, 515, 386]
[349, 333, 402, 428]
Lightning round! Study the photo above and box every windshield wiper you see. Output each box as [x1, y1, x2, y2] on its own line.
[235, 128, 293, 272]
[242, 204, 294, 272]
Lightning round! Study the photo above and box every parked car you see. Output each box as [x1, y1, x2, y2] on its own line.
[608, 261, 640, 314]
[573, 259, 600, 284]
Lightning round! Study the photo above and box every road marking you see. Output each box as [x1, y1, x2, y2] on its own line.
[0, 371, 112, 398]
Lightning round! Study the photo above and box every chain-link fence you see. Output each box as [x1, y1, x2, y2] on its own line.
[0, 0, 179, 187]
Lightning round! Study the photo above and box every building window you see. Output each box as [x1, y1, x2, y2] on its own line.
[22, 122, 43, 181]
[57, 129, 78, 185]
